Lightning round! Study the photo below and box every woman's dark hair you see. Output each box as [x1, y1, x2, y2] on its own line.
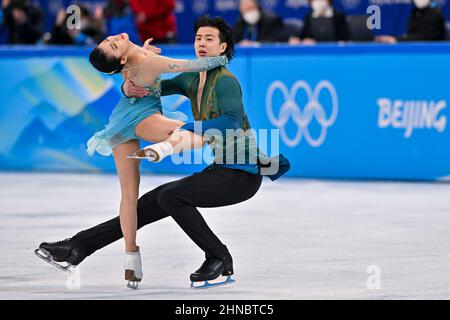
[89, 46, 124, 74]
[194, 15, 235, 62]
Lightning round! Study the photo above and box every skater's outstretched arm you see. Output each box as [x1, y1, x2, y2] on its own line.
[121, 56, 226, 98]
[149, 55, 228, 74]
[127, 54, 227, 87]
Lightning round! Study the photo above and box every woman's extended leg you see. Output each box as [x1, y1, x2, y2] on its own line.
[112, 139, 141, 253]
[135, 113, 182, 143]
[135, 113, 205, 155]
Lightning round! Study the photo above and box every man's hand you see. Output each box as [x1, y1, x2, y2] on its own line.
[143, 38, 162, 55]
[123, 80, 148, 98]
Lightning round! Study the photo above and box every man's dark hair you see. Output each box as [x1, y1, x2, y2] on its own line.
[194, 15, 235, 62]
[89, 46, 124, 74]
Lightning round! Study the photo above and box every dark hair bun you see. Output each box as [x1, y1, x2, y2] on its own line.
[89, 47, 124, 74]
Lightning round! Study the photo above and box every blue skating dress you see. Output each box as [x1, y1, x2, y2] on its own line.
[87, 77, 169, 156]
[86, 56, 228, 156]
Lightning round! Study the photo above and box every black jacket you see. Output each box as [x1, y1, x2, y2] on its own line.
[398, 6, 446, 41]
[234, 11, 288, 43]
[300, 11, 349, 42]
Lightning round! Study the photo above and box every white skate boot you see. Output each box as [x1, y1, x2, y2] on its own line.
[124, 247, 143, 289]
[127, 141, 174, 163]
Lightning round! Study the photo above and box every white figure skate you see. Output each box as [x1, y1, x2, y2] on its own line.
[124, 247, 143, 289]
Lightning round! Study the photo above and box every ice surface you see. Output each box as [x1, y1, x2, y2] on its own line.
[1, 172, 450, 300]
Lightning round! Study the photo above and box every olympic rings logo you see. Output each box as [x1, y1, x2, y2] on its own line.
[266, 80, 339, 147]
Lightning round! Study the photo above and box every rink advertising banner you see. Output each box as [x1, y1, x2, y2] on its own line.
[246, 44, 450, 181]
[0, 44, 449, 180]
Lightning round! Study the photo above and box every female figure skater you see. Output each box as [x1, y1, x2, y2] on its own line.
[87, 32, 227, 288]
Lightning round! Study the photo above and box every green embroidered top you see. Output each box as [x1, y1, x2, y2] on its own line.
[161, 66, 263, 173]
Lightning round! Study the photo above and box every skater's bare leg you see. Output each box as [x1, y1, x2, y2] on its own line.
[113, 140, 140, 253]
[113, 140, 145, 286]
[135, 113, 205, 160]
[135, 113, 183, 143]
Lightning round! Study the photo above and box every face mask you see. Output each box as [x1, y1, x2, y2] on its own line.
[413, 0, 430, 9]
[243, 9, 260, 25]
[311, 0, 329, 15]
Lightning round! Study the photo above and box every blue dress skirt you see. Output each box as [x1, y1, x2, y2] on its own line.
[87, 95, 163, 157]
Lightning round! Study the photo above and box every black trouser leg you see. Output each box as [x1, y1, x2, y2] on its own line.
[157, 167, 263, 259]
[72, 184, 170, 256]
[72, 167, 262, 260]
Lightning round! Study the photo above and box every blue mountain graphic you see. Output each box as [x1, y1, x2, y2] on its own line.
[54, 86, 121, 150]
[29, 100, 66, 130]
[12, 117, 62, 154]
[50, 86, 121, 171]
[4, 87, 121, 171]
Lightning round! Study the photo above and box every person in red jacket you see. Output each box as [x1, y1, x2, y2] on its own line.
[129, 0, 177, 44]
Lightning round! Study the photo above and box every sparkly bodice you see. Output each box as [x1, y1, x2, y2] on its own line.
[145, 76, 162, 97]
[128, 76, 161, 104]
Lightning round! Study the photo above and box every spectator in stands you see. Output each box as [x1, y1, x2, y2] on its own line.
[1, 0, 44, 44]
[289, 0, 349, 44]
[103, 0, 128, 17]
[128, 0, 177, 44]
[234, 0, 288, 45]
[44, 5, 105, 45]
[102, 0, 140, 44]
[375, 0, 446, 43]
[88, 5, 107, 43]
[44, 8, 73, 45]
[0, 1, 8, 43]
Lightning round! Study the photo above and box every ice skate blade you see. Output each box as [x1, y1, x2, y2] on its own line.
[127, 149, 158, 162]
[127, 281, 140, 289]
[125, 270, 141, 289]
[191, 275, 235, 289]
[34, 248, 75, 273]
[126, 155, 141, 159]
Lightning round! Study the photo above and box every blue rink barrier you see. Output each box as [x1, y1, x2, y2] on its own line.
[0, 44, 449, 181]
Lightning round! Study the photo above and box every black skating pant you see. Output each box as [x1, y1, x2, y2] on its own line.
[73, 166, 263, 260]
